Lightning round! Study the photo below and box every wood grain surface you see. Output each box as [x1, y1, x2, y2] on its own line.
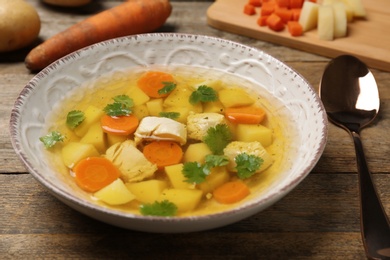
[207, 0, 390, 72]
[1, 0, 390, 259]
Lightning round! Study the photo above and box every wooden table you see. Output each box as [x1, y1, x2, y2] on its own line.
[1, 1, 389, 259]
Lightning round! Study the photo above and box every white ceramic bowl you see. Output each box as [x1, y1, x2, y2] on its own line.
[10, 33, 327, 233]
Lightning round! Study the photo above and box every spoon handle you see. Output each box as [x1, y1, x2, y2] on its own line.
[352, 131, 390, 259]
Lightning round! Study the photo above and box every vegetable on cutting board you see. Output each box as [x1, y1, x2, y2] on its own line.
[0, 0, 41, 52]
[25, 0, 172, 71]
[243, 0, 367, 40]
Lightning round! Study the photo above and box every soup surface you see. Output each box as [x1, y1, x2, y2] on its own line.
[42, 66, 295, 217]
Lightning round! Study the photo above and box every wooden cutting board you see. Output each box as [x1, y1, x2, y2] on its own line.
[207, 0, 390, 72]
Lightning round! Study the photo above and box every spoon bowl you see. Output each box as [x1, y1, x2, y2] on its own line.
[320, 55, 390, 259]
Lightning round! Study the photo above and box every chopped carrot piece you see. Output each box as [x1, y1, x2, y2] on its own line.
[213, 180, 250, 204]
[73, 157, 121, 192]
[143, 141, 183, 169]
[291, 8, 301, 21]
[274, 7, 293, 23]
[101, 114, 139, 136]
[244, 4, 256, 15]
[276, 0, 290, 8]
[225, 106, 266, 124]
[261, 1, 277, 16]
[248, 0, 262, 7]
[266, 13, 285, 31]
[137, 71, 176, 98]
[289, 0, 303, 9]
[287, 21, 303, 36]
[257, 15, 269, 26]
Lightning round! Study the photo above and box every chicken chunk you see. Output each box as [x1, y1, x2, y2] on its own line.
[104, 140, 157, 183]
[186, 112, 226, 141]
[223, 141, 274, 173]
[134, 116, 187, 145]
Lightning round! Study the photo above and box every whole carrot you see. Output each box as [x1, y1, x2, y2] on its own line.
[25, 0, 172, 71]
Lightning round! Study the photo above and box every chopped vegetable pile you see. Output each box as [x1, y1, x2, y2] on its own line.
[40, 69, 278, 217]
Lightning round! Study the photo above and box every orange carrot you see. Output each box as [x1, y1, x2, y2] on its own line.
[213, 180, 250, 204]
[266, 13, 285, 31]
[225, 106, 266, 124]
[101, 114, 139, 136]
[137, 71, 176, 98]
[248, 0, 262, 7]
[243, 4, 257, 15]
[289, 0, 303, 9]
[261, 1, 277, 16]
[287, 21, 303, 36]
[257, 15, 269, 26]
[73, 157, 120, 192]
[274, 7, 293, 23]
[276, 0, 290, 8]
[25, 0, 172, 71]
[143, 141, 183, 169]
[291, 8, 301, 21]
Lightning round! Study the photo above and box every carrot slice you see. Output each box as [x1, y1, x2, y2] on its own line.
[243, 4, 256, 15]
[266, 13, 285, 31]
[143, 141, 183, 169]
[257, 15, 269, 26]
[137, 71, 175, 98]
[261, 1, 276, 16]
[291, 8, 301, 21]
[225, 106, 266, 124]
[289, 0, 303, 9]
[101, 114, 139, 136]
[274, 7, 293, 23]
[276, 0, 290, 8]
[213, 180, 250, 204]
[73, 157, 120, 192]
[248, 0, 262, 7]
[287, 21, 303, 36]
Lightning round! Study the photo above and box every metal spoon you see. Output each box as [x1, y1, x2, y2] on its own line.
[319, 55, 390, 259]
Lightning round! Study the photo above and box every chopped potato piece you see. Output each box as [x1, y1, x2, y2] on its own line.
[198, 167, 230, 195]
[126, 180, 168, 204]
[80, 122, 106, 153]
[158, 189, 203, 213]
[94, 179, 135, 205]
[61, 142, 99, 168]
[318, 5, 334, 41]
[235, 124, 273, 147]
[183, 143, 212, 163]
[146, 98, 163, 116]
[74, 105, 104, 137]
[218, 88, 254, 108]
[298, 1, 319, 32]
[126, 86, 150, 106]
[165, 163, 193, 189]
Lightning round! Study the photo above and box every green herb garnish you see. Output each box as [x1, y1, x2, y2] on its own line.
[66, 110, 85, 129]
[235, 153, 263, 179]
[159, 111, 180, 120]
[140, 200, 178, 217]
[158, 82, 177, 95]
[203, 124, 232, 155]
[189, 85, 218, 104]
[103, 95, 133, 116]
[183, 155, 229, 184]
[39, 131, 65, 148]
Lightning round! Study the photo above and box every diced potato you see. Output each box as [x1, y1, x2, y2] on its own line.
[132, 104, 149, 119]
[126, 180, 168, 204]
[165, 163, 193, 189]
[318, 5, 334, 41]
[146, 98, 163, 116]
[126, 86, 150, 106]
[183, 143, 212, 163]
[158, 189, 203, 213]
[186, 113, 226, 141]
[218, 88, 254, 108]
[80, 122, 106, 153]
[74, 105, 104, 137]
[202, 100, 225, 114]
[342, 0, 366, 17]
[94, 179, 135, 205]
[163, 86, 203, 113]
[332, 2, 347, 38]
[162, 106, 191, 124]
[61, 142, 99, 168]
[198, 167, 230, 194]
[235, 124, 273, 147]
[298, 1, 319, 32]
[106, 133, 128, 147]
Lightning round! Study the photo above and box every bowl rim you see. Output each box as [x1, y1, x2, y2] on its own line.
[9, 32, 328, 223]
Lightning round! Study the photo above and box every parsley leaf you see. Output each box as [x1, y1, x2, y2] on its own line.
[66, 110, 85, 129]
[140, 200, 177, 217]
[183, 161, 209, 184]
[103, 95, 133, 116]
[39, 131, 65, 148]
[159, 111, 180, 120]
[204, 154, 229, 170]
[189, 85, 218, 104]
[235, 153, 263, 179]
[158, 82, 177, 95]
[203, 124, 232, 155]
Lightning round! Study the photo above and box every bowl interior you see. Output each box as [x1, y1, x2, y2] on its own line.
[10, 33, 327, 231]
